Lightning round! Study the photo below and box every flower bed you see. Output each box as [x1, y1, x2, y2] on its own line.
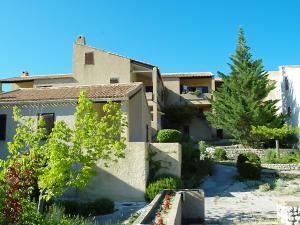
[154, 193, 175, 225]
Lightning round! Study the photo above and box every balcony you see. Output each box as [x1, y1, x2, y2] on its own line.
[180, 92, 211, 105]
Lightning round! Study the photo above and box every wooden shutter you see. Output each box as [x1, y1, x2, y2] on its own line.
[0, 114, 7, 140]
[85, 52, 94, 65]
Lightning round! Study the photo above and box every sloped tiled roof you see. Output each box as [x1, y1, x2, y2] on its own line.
[0, 74, 73, 83]
[0, 83, 142, 102]
[215, 77, 223, 82]
[161, 72, 213, 78]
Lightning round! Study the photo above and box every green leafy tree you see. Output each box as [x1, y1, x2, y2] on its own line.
[251, 124, 300, 156]
[163, 104, 196, 129]
[0, 90, 127, 219]
[205, 27, 282, 146]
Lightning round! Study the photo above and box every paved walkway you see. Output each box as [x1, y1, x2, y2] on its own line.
[201, 164, 277, 224]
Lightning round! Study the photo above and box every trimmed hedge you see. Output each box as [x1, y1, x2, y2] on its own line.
[156, 129, 182, 143]
[213, 147, 227, 161]
[59, 198, 114, 217]
[145, 176, 182, 202]
[236, 152, 261, 180]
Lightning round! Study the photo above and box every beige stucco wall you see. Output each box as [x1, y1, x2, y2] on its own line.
[11, 82, 34, 90]
[0, 103, 77, 159]
[128, 90, 151, 142]
[180, 77, 212, 90]
[73, 44, 131, 85]
[33, 78, 77, 87]
[150, 143, 182, 178]
[163, 78, 180, 106]
[77, 142, 149, 201]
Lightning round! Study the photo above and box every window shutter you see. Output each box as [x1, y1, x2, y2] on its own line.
[85, 52, 94, 65]
[0, 114, 7, 140]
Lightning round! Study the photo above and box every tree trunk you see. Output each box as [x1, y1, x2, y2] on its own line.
[275, 139, 280, 158]
[37, 189, 46, 213]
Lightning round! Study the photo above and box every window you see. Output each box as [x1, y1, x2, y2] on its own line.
[110, 77, 119, 84]
[39, 113, 55, 135]
[85, 52, 94, 65]
[284, 77, 289, 90]
[183, 125, 189, 136]
[0, 114, 7, 140]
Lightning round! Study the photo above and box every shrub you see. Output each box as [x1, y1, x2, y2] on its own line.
[262, 149, 278, 163]
[145, 176, 182, 202]
[198, 141, 208, 160]
[213, 147, 227, 161]
[259, 183, 271, 192]
[156, 129, 182, 143]
[236, 152, 261, 180]
[59, 198, 114, 217]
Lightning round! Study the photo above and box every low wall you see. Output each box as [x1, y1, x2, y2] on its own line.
[210, 145, 295, 160]
[68, 142, 149, 201]
[133, 189, 204, 225]
[262, 163, 300, 171]
[150, 143, 182, 178]
[277, 198, 300, 225]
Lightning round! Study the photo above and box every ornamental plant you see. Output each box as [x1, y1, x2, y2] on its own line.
[156, 129, 182, 143]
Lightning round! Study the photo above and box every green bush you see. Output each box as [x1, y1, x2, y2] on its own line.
[262, 149, 278, 163]
[198, 141, 208, 160]
[145, 176, 182, 202]
[213, 147, 227, 161]
[59, 198, 114, 217]
[262, 149, 300, 164]
[156, 129, 182, 143]
[259, 183, 271, 192]
[236, 152, 261, 180]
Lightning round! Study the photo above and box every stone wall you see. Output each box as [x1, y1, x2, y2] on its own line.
[277, 199, 300, 225]
[150, 143, 182, 178]
[262, 164, 300, 171]
[210, 145, 295, 160]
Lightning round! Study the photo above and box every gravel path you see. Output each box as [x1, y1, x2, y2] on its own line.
[201, 164, 277, 224]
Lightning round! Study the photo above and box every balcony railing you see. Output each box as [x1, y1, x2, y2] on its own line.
[180, 92, 211, 104]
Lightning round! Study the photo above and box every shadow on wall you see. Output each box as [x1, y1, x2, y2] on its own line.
[149, 143, 182, 179]
[281, 78, 300, 142]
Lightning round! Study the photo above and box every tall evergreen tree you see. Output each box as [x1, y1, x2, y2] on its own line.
[206, 27, 282, 146]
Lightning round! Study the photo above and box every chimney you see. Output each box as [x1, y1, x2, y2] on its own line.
[21, 71, 29, 77]
[76, 35, 86, 45]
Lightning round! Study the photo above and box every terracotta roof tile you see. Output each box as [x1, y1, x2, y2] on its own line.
[0, 83, 141, 102]
[0, 74, 73, 83]
[161, 72, 213, 78]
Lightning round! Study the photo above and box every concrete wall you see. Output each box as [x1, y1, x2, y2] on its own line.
[150, 143, 182, 178]
[167, 193, 182, 225]
[73, 43, 131, 85]
[77, 142, 149, 201]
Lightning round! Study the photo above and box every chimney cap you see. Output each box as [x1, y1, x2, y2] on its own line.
[21, 71, 29, 77]
[76, 35, 86, 45]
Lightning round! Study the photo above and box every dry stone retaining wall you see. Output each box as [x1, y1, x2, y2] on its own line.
[262, 163, 300, 171]
[211, 144, 295, 160]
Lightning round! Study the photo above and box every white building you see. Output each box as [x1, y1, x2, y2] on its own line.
[268, 66, 300, 142]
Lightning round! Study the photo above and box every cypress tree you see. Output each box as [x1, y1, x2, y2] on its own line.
[206, 27, 282, 146]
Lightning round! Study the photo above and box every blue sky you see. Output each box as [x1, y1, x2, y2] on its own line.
[1, 0, 300, 91]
